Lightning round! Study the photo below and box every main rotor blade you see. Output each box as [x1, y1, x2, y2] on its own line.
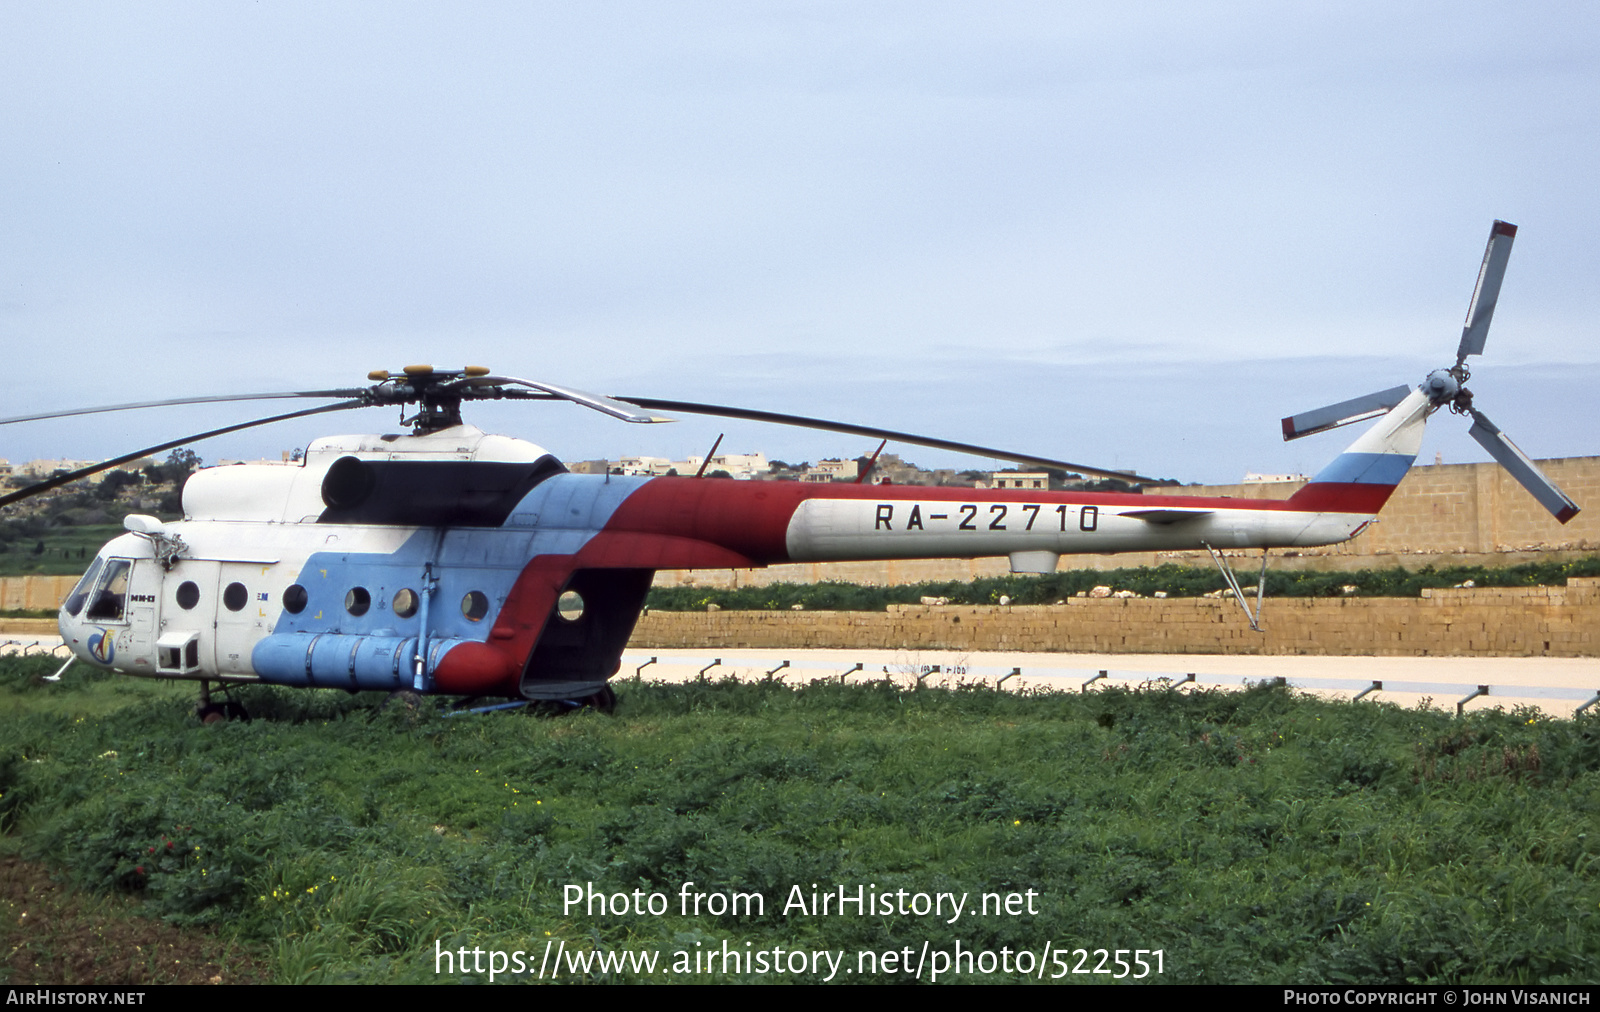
[0, 400, 366, 509]
[1466, 409, 1579, 524]
[614, 397, 1159, 483]
[456, 376, 674, 424]
[1456, 219, 1517, 364]
[0, 389, 369, 427]
[1281, 385, 1412, 441]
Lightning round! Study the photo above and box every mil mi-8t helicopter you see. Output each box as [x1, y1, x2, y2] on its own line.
[0, 221, 1578, 717]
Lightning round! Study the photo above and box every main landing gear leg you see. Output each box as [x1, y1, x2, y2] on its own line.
[583, 684, 617, 714]
[384, 689, 424, 710]
[549, 685, 618, 714]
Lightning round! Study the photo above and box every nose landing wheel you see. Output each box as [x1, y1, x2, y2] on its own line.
[196, 681, 250, 724]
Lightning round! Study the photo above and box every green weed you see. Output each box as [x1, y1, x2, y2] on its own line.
[1, 660, 1596, 984]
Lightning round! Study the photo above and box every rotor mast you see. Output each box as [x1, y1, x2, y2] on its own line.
[368, 365, 483, 435]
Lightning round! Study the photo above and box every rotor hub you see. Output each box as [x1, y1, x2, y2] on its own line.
[1423, 368, 1460, 405]
[1423, 366, 1477, 415]
[364, 366, 491, 434]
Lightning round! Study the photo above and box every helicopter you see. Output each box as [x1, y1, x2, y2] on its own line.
[0, 221, 1579, 718]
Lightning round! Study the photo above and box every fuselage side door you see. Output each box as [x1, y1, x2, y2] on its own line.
[164, 560, 221, 675]
[79, 558, 133, 669]
[215, 562, 274, 675]
[124, 560, 161, 673]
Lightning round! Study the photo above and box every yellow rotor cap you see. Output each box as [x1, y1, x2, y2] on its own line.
[367, 370, 391, 381]
[403, 364, 435, 377]
[464, 365, 490, 377]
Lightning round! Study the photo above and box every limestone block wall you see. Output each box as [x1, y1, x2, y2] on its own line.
[1150, 456, 1600, 559]
[630, 578, 1600, 658]
[3, 575, 1592, 657]
[0, 575, 77, 612]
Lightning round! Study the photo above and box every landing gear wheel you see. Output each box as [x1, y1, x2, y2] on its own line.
[385, 689, 424, 710]
[584, 684, 617, 714]
[197, 696, 248, 724]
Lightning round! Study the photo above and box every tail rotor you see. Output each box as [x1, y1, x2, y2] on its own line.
[1281, 220, 1579, 525]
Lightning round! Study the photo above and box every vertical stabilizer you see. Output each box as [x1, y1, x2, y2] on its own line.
[1285, 389, 1430, 515]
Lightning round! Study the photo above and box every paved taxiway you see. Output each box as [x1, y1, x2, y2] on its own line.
[8, 636, 1596, 718]
[620, 649, 1600, 719]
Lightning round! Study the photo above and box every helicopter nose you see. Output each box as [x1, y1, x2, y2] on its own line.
[56, 610, 82, 655]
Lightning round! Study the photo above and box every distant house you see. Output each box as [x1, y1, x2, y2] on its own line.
[682, 451, 769, 480]
[978, 471, 1050, 490]
[612, 451, 769, 479]
[22, 458, 100, 477]
[803, 458, 859, 483]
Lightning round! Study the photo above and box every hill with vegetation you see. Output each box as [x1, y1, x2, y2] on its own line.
[0, 451, 197, 577]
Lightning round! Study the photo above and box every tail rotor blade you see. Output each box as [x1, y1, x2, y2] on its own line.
[1281, 385, 1412, 440]
[1456, 220, 1517, 364]
[1466, 409, 1580, 524]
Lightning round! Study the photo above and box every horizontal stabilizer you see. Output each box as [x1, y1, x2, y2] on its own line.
[1119, 509, 1214, 524]
[1281, 385, 1412, 441]
[1467, 411, 1580, 524]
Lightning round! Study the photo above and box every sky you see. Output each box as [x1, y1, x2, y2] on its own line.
[2, 2, 1596, 486]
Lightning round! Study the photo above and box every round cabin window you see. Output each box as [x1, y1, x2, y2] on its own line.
[176, 581, 200, 610]
[282, 584, 308, 614]
[223, 582, 248, 612]
[345, 587, 371, 617]
[557, 590, 585, 622]
[393, 588, 419, 618]
[461, 591, 489, 622]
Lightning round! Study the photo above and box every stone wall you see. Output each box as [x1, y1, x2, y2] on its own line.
[6, 574, 1593, 657]
[1147, 455, 1600, 559]
[0, 575, 77, 612]
[630, 578, 1600, 658]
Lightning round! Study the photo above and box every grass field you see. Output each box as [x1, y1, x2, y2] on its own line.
[0, 525, 124, 578]
[0, 655, 1597, 985]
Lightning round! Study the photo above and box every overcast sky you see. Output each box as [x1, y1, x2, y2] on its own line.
[3, 2, 1595, 485]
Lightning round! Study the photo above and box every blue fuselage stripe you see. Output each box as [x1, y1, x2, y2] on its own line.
[249, 473, 657, 683]
[1310, 452, 1415, 486]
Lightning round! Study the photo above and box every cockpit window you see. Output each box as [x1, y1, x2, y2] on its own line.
[84, 559, 133, 622]
[62, 558, 105, 617]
